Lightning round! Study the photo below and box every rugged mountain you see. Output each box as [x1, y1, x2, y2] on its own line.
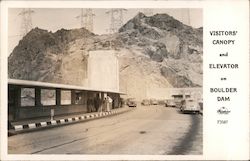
[8, 12, 203, 99]
[117, 13, 203, 89]
[8, 27, 94, 85]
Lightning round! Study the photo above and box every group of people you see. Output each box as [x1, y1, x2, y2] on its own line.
[87, 95, 113, 113]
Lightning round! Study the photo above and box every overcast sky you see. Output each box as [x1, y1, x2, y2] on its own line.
[8, 8, 202, 54]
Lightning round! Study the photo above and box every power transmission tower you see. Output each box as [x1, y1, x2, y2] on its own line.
[106, 9, 127, 34]
[76, 9, 95, 32]
[83, 9, 95, 32]
[76, 9, 84, 28]
[19, 9, 34, 38]
[143, 9, 153, 16]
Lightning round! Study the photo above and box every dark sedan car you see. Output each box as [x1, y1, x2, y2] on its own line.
[165, 99, 176, 107]
[150, 99, 158, 105]
[127, 98, 137, 107]
[141, 99, 150, 106]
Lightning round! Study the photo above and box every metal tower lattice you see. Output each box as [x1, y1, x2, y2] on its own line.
[76, 9, 95, 32]
[106, 9, 127, 34]
[84, 9, 95, 32]
[19, 9, 34, 38]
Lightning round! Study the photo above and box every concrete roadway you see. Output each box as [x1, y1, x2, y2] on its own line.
[8, 105, 202, 155]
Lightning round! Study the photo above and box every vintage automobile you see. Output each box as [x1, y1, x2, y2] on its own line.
[127, 98, 137, 107]
[175, 99, 184, 108]
[141, 99, 150, 106]
[150, 99, 158, 105]
[180, 99, 200, 114]
[157, 99, 167, 105]
[165, 99, 176, 107]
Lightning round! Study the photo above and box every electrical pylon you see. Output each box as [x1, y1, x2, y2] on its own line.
[76, 9, 95, 32]
[19, 9, 34, 38]
[106, 9, 127, 34]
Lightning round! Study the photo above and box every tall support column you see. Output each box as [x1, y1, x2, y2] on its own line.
[97, 92, 102, 112]
[56, 88, 61, 106]
[16, 86, 21, 107]
[71, 90, 76, 105]
[101, 92, 104, 100]
[14, 86, 21, 120]
[35, 87, 41, 106]
[114, 93, 118, 108]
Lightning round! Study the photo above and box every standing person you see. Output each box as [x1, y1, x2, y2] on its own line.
[87, 98, 91, 113]
[94, 96, 98, 112]
[97, 96, 102, 112]
[90, 98, 95, 112]
[104, 97, 108, 112]
[98, 97, 103, 112]
[107, 96, 112, 112]
[118, 97, 122, 108]
[94, 94, 101, 112]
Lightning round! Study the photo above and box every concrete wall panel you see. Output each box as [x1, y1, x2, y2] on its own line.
[88, 50, 119, 92]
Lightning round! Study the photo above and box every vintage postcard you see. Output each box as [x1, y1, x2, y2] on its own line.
[0, 0, 249, 160]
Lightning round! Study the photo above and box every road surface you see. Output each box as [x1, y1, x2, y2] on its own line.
[8, 105, 202, 155]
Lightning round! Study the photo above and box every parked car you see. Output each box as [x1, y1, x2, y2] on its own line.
[158, 99, 167, 105]
[175, 99, 184, 108]
[150, 99, 158, 105]
[165, 99, 176, 107]
[141, 99, 150, 106]
[180, 99, 200, 114]
[127, 98, 137, 107]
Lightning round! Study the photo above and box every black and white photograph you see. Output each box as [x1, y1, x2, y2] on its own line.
[1, 0, 250, 160]
[6, 7, 203, 155]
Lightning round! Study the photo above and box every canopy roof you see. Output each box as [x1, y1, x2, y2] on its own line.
[8, 79, 125, 95]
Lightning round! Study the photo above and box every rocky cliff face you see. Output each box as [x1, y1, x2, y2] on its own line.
[8, 12, 203, 99]
[8, 27, 94, 85]
[117, 13, 203, 89]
